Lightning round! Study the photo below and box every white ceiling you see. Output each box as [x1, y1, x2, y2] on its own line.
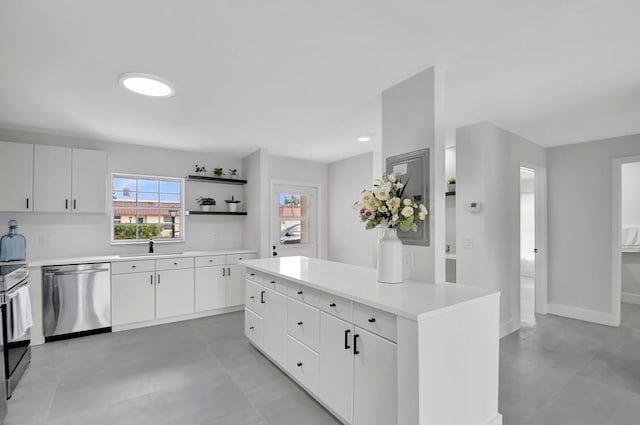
[1, 1, 639, 162]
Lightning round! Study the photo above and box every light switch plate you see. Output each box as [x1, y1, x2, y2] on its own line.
[463, 236, 473, 249]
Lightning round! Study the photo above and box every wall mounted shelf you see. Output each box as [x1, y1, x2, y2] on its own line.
[186, 210, 247, 216]
[186, 175, 247, 185]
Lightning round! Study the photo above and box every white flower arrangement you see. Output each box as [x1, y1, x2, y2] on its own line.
[354, 174, 428, 231]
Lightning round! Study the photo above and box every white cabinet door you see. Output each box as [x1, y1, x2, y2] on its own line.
[319, 312, 355, 423]
[71, 148, 106, 213]
[156, 268, 195, 319]
[0, 141, 33, 212]
[226, 264, 245, 306]
[194, 266, 226, 312]
[353, 328, 397, 425]
[245, 308, 263, 347]
[111, 272, 155, 326]
[33, 144, 72, 212]
[262, 287, 287, 366]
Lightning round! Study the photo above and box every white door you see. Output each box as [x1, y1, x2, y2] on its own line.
[156, 268, 195, 319]
[194, 266, 226, 312]
[262, 287, 287, 366]
[353, 328, 397, 425]
[71, 148, 107, 213]
[0, 141, 33, 212]
[111, 272, 155, 326]
[34, 145, 72, 212]
[319, 312, 355, 423]
[271, 183, 318, 258]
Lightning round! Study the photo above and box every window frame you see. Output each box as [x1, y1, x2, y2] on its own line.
[110, 173, 185, 244]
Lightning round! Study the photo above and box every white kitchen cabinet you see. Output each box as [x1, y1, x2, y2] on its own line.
[319, 312, 354, 423]
[0, 141, 33, 212]
[156, 268, 195, 319]
[262, 287, 287, 366]
[245, 308, 262, 346]
[226, 263, 248, 306]
[71, 148, 107, 213]
[111, 272, 156, 326]
[33, 145, 106, 213]
[194, 265, 226, 312]
[353, 328, 397, 425]
[33, 145, 72, 212]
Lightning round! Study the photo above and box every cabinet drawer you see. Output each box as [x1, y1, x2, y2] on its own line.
[226, 253, 257, 265]
[353, 303, 397, 343]
[194, 255, 225, 267]
[245, 269, 267, 285]
[287, 336, 319, 395]
[287, 298, 320, 352]
[111, 259, 155, 275]
[261, 275, 287, 294]
[245, 280, 266, 316]
[317, 291, 353, 322]
[288, 281, 321, 308]
[245, 309, 262, 347]
[155, 257, 194, 271]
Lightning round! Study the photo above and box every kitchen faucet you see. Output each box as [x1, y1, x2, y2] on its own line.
[148, 239, 154, 253]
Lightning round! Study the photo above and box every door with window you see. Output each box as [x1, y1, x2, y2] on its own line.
[271, 183, 318, 258]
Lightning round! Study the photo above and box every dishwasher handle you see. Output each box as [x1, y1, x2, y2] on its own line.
[45, 268, 110, 276]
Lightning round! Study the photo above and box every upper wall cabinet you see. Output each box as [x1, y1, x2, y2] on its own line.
[33, 145, 107, 213]
[0, 141, 34, 212]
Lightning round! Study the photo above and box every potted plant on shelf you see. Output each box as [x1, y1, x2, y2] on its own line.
[196, 196, 216, 212]
[225, 195, 241, 212]
[213, 168, 225, 177]
[447, 177, 456, 193]
[194, 165, 208, 176]
[228, 169, 239, 179]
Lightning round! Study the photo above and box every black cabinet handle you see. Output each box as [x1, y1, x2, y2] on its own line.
[297, 362, 302, 367]
[157, 274, 160, 284]
[297, 321, 303, 326]
[150, 275, 153, 285]
[26, 198, 29, 209]
[73, 199, 77, 210]
[65, 199, 69, 209]
[270, 280, 276, 284]
[249, 296, 255, 299]
[250, 273, 255, 276]
[249, 326, 254, 330]
[329, 303, 336, 307]
[273, 251, 278, 256]
[353, 334, 360, 355]
[368, 318, 376, 323]
[173, 262, 178, 265]
[297, 291, 303, 295]
[209, 259, 213, 263]
[344, 329, 351, 349]
[223, 268, 226, 277]
[228, 267, 231, 275]
[260, 291, 265, 303]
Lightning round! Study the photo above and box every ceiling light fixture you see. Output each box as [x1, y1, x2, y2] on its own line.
[357, 134, 372, 143]
[119, 73, 175, 98]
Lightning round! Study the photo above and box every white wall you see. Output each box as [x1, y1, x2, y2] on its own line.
[269, 154, 329, 259]
[548, 134, 640, 321]
[327, 152, 381, 268]
[456, 122, 545, 336]
[0, 128, 246, 260]
[381, 66, 446, 282]
[242, 149, 269, 258]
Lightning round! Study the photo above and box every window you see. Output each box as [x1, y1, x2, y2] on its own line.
[111, 174, 184, 242]
[279, 193, 310, 245]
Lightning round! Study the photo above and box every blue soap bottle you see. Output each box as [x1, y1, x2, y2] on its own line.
[0, 220, 26, 262]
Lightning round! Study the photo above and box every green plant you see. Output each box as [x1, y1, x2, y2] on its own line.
[213, 168, 224, 177]
[448, 177, 456, 184]
[228, 169, 238, 176]
[195, 164, 207, 173]
[114, 224, 161, 240]
[196, 196, 216, 206]
[225, 195, 241, 204]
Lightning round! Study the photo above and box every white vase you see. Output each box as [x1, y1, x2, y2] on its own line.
[377, 228, 403, 283]
[228, 203, 238, 212]
[201, 205, 211, 212]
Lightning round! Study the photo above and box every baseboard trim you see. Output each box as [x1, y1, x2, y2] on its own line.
[500, 319, 519, 338]
[112, 305, 244, 332]
[622, 292, 640, 305]
[547, 303, 619, 326]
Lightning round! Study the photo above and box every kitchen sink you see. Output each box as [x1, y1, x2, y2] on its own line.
[117, 252, 184, 258]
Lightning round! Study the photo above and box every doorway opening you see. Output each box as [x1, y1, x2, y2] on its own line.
[520, 167, 536, 326]
[620, 161, 640, 326]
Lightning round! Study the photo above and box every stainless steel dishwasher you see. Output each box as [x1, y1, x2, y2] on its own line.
[43, 263, 111, 342]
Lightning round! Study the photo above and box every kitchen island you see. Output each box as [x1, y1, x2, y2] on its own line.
[241, 256, 502, 425]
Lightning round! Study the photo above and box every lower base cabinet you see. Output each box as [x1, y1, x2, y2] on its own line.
[245, 308, 262, 347]
[262, 288, 287, 365]
[155, 268, 195, 319]
[287, 336, 319, 395]
[226, 264, 246, 306]
[112, 272, 155, 326]
[195, 266, 226, 312]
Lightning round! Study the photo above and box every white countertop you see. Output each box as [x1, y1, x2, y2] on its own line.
[24, 249, 256, 267]
[241, 256, 499, 321]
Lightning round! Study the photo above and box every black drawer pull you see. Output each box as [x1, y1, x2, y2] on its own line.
[329, 303, 336, 307]
[270, 280, 276, 284]
[297, 291, 303, 295]
[250, 273, 255, 276]
[297, 362, 303, 367]
[297, 321, 303, 326]
[249, 326, 254, 330]
[368, 318, 376, 323]
[260, 291, 265, 303]
[174, 262, 178, 265]
[353, 334, 360, 355]
[344, 329, 351, 349]
[249, 296, 255, 299]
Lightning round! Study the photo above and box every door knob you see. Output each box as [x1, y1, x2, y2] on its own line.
[272, 251, 278, 256]
[534, 248, 539, 253]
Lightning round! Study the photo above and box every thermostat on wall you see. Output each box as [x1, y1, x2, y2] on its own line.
[466, 201, 482, 213]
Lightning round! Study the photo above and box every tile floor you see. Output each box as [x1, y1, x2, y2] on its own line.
[6, 304, 640, 425]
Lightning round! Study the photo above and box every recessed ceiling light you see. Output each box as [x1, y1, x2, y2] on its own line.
[119, 73, 174, 98]
[357, 134, 372, 143]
